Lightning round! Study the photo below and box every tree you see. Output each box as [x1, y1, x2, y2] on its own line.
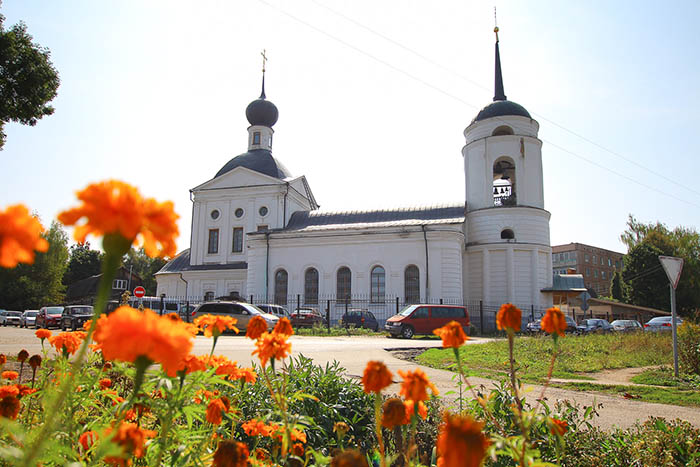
[0, 15, 60, 149]
[122, 248, 166, 296]
[63, 242, 103, 287]
[620, 215, 700, 316]
[609, 270, 623, 301]
[0, 220, 69, 309]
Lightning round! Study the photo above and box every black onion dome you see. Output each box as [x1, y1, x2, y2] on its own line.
[215, 149, 291, 179]
[246, 98, 278, 127]
[472, 100, 531, 123]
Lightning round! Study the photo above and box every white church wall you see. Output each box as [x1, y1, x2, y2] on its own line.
[466, 207, 550, 245]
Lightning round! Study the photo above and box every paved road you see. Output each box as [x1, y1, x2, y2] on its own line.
[2, 326, 698, 431]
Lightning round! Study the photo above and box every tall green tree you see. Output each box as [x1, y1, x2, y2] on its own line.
[0, 220, 69, 309]
[0, 15, 60, 149]
[609, 270, 623, 301]
[63, 242, 103, 287]
[122, 248, 166, 296]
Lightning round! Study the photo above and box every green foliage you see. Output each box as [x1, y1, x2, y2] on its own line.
[623, 242, 672, 311]
[63, 242, 103, 287]
[122, 248, 166, 295]
[0, 220, 69, 309]
[294, 323, 386, 337]
[630, 366, 700, 390]
[0, 15, 59, 149]
[417, 333, 672, 382]
[609, 270, 623, 301]
[678, 322, 700, 376]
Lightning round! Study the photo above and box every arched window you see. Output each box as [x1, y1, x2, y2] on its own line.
[493, 158, 516, 206]
[404, 265, 420, 304]
[370, 266, 385, 303]
[274, 269, 288, 305]
[204, 291, 215, 301]
[501, 229, 515, 240]
[492, 125, 514, 136]
[337, 267, 351, 303]
[304, 268, 319, 304]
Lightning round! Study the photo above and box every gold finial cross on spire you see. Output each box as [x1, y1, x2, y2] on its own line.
[494, 6, 499, 40]
[261, 49, 268, 73]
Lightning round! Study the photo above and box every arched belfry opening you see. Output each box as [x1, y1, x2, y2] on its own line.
[493, 158, 516, 206]
[492, 125, 514, 136]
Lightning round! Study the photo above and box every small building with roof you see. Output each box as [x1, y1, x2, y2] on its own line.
[156, 29, 554, 318]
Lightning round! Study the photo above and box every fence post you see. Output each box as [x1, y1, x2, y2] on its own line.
[326, 300, 331, 332]
[249, 294, 253, 304]
[186, 300, 190, 323]
[344, 300, 349, 328]
[531, 305, 534, 322]
[479, 300, 484, 335]
[297, 294, 300, 313]
[396, 297, 399, 314]
[440, 298, 443, 304]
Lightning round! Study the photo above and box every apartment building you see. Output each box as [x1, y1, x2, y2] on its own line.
[552, 243, 625, 296]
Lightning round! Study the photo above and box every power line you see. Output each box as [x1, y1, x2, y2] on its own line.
[307, 0, 700, 200]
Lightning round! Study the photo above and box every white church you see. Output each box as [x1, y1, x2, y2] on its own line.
[155, 31, 554, 319]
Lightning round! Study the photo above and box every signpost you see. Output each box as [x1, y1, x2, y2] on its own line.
[659, 256, 683, 377]
[133, 286, 146, 298]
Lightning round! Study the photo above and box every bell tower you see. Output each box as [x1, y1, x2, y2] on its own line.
[462, 27, 552, 308]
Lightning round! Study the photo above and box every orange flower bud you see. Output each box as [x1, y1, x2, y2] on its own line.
[541, 307, 567, 337]
[433, 321, 468, 348]
[362, 360, 393, 394]
[437, 411, 490, 467]
[496, 303, 521, 333]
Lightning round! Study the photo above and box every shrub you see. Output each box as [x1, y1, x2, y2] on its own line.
[678, 322, 700, 375]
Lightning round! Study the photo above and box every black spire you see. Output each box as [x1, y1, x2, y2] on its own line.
[493, 27, 506, 102]
[260, 49, 268, 99]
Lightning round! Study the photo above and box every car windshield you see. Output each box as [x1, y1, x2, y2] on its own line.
[241, 304, 263, 315]
[398, 305, 418, 317]
[25, 311, 38, 316]
[73, 307, 93, 314]
[8, 312, 21, 317]
[47, 307, 64, 315]
[648, 317, 670, 324]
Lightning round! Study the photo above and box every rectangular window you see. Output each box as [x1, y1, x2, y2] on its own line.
[608, 258, 612, 267]
[232, 227, 243, 253]
[253, 132, 261, 144]
[585, 268, 590, 276]
[594, 269, 598, 278]
[208, 229, 219, 254]
[585, 254, 589, 263]
[592, 255, 597, 265]
[601, 270, 606, 279]
[257, 225, 268, 232]
[112, 279, 127, 290]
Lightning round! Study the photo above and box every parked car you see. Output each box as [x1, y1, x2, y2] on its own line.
[525, 315, 578, 334]
[35, 306, 64, 329]
[339, 308, 379, 331]
[644, 316, 682, 332]
[290, 308, 326, 328]
[191, 301, 278, 332]
[21, 310, 39, 328]
[60, 305, 94, 331]
[128, 296, 183, 315]
[385, 304, 470, 339]
[610, 319, 643, 333]
[576, 318, 613, 334]
[256, 304, 290, 319]
[0, 310, 5, 325]
[3, 310, 23, 327]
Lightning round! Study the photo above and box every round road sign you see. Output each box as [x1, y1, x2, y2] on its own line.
[133, 286, 146, 298]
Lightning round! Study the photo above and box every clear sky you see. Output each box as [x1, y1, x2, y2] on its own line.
[2, 1, 699, 256]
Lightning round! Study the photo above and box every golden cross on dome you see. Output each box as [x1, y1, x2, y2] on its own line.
[261, 49, 268, 73]
[494, 7, 499, 41]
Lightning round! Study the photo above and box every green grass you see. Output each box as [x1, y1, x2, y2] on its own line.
[293, 324, 387, 337]
[548, 381, 700, 407]
[630, 366, 700, 390]
[417, 332, 673, 383]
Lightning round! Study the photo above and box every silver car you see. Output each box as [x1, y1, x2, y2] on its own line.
[3, 311, 22, 327]
[644, 316, 682, 332]
[192, 301, 278, 333]
[21, 310, 39, 328]
[610, 319, 643, 333]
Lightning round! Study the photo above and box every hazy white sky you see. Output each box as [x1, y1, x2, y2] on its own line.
[2, 1, 699, 255]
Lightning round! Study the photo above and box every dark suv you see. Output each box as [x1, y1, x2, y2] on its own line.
[576, 318, 613, 334]
[61, 305, 94, 331]
[339, 309, 379, 331]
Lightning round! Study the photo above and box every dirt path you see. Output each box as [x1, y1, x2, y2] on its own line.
[550, 365, 666, 387]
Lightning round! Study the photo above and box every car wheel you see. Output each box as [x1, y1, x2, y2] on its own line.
[72, 321, 77, 331]
[401, 325, 414, 339]
[373, 324, 379, 332]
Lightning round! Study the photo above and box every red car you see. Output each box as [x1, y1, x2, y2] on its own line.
[35, 306, 65, 329]
[289, 308, 326, 328]
[385, 304, 469, 339]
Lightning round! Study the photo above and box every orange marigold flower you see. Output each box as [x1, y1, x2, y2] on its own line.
[0, 395, 20, 420]
[104, 422, 156, 464]
[331, 449, 369, 467]
[17, 349, 29, 362]
[252, 331, 291, 367]
[213, 440, 250, 467]
[273, 317, 294, 336]
[15, 384, 37, 398]
[362, 360, 393, 394]
[48, 331, 85, 356]
[292, 442, 304, 457]
[433, 321, 469, 348]
[58, 180, 179, 258]
[246, 315, 268, 340]
[103, 361, 113, 371]
[398, 368, 439, 402]
[242, 419, 273, 437]
[437, 412, 490, 467]
[178, 354, 208, 374]
[92, 306, 193, 377]
[0, 204, 49, 268]
[290, 428, 307, 444]
[35, 329, 51, 340]
[1, 371, 18, 381]
[549, 417, 568, 436]
[541, 307, 567, 337]
[79, 430, 98, 452]
[0, 385, 19, 399]
[405, 399, 428, 421]
[194, 314, 239, 337]
[382, 397, 408, 429]
[28, 354, 42, 370]
[0, 354, 6, 365]
[215, 360, 239, 377]
[333, 421, 350, 437]
[234, 367, 257, 384]
[99, 378, 112, 390]
[496, 303, 522, 333]
[206, 397, 230, 425]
